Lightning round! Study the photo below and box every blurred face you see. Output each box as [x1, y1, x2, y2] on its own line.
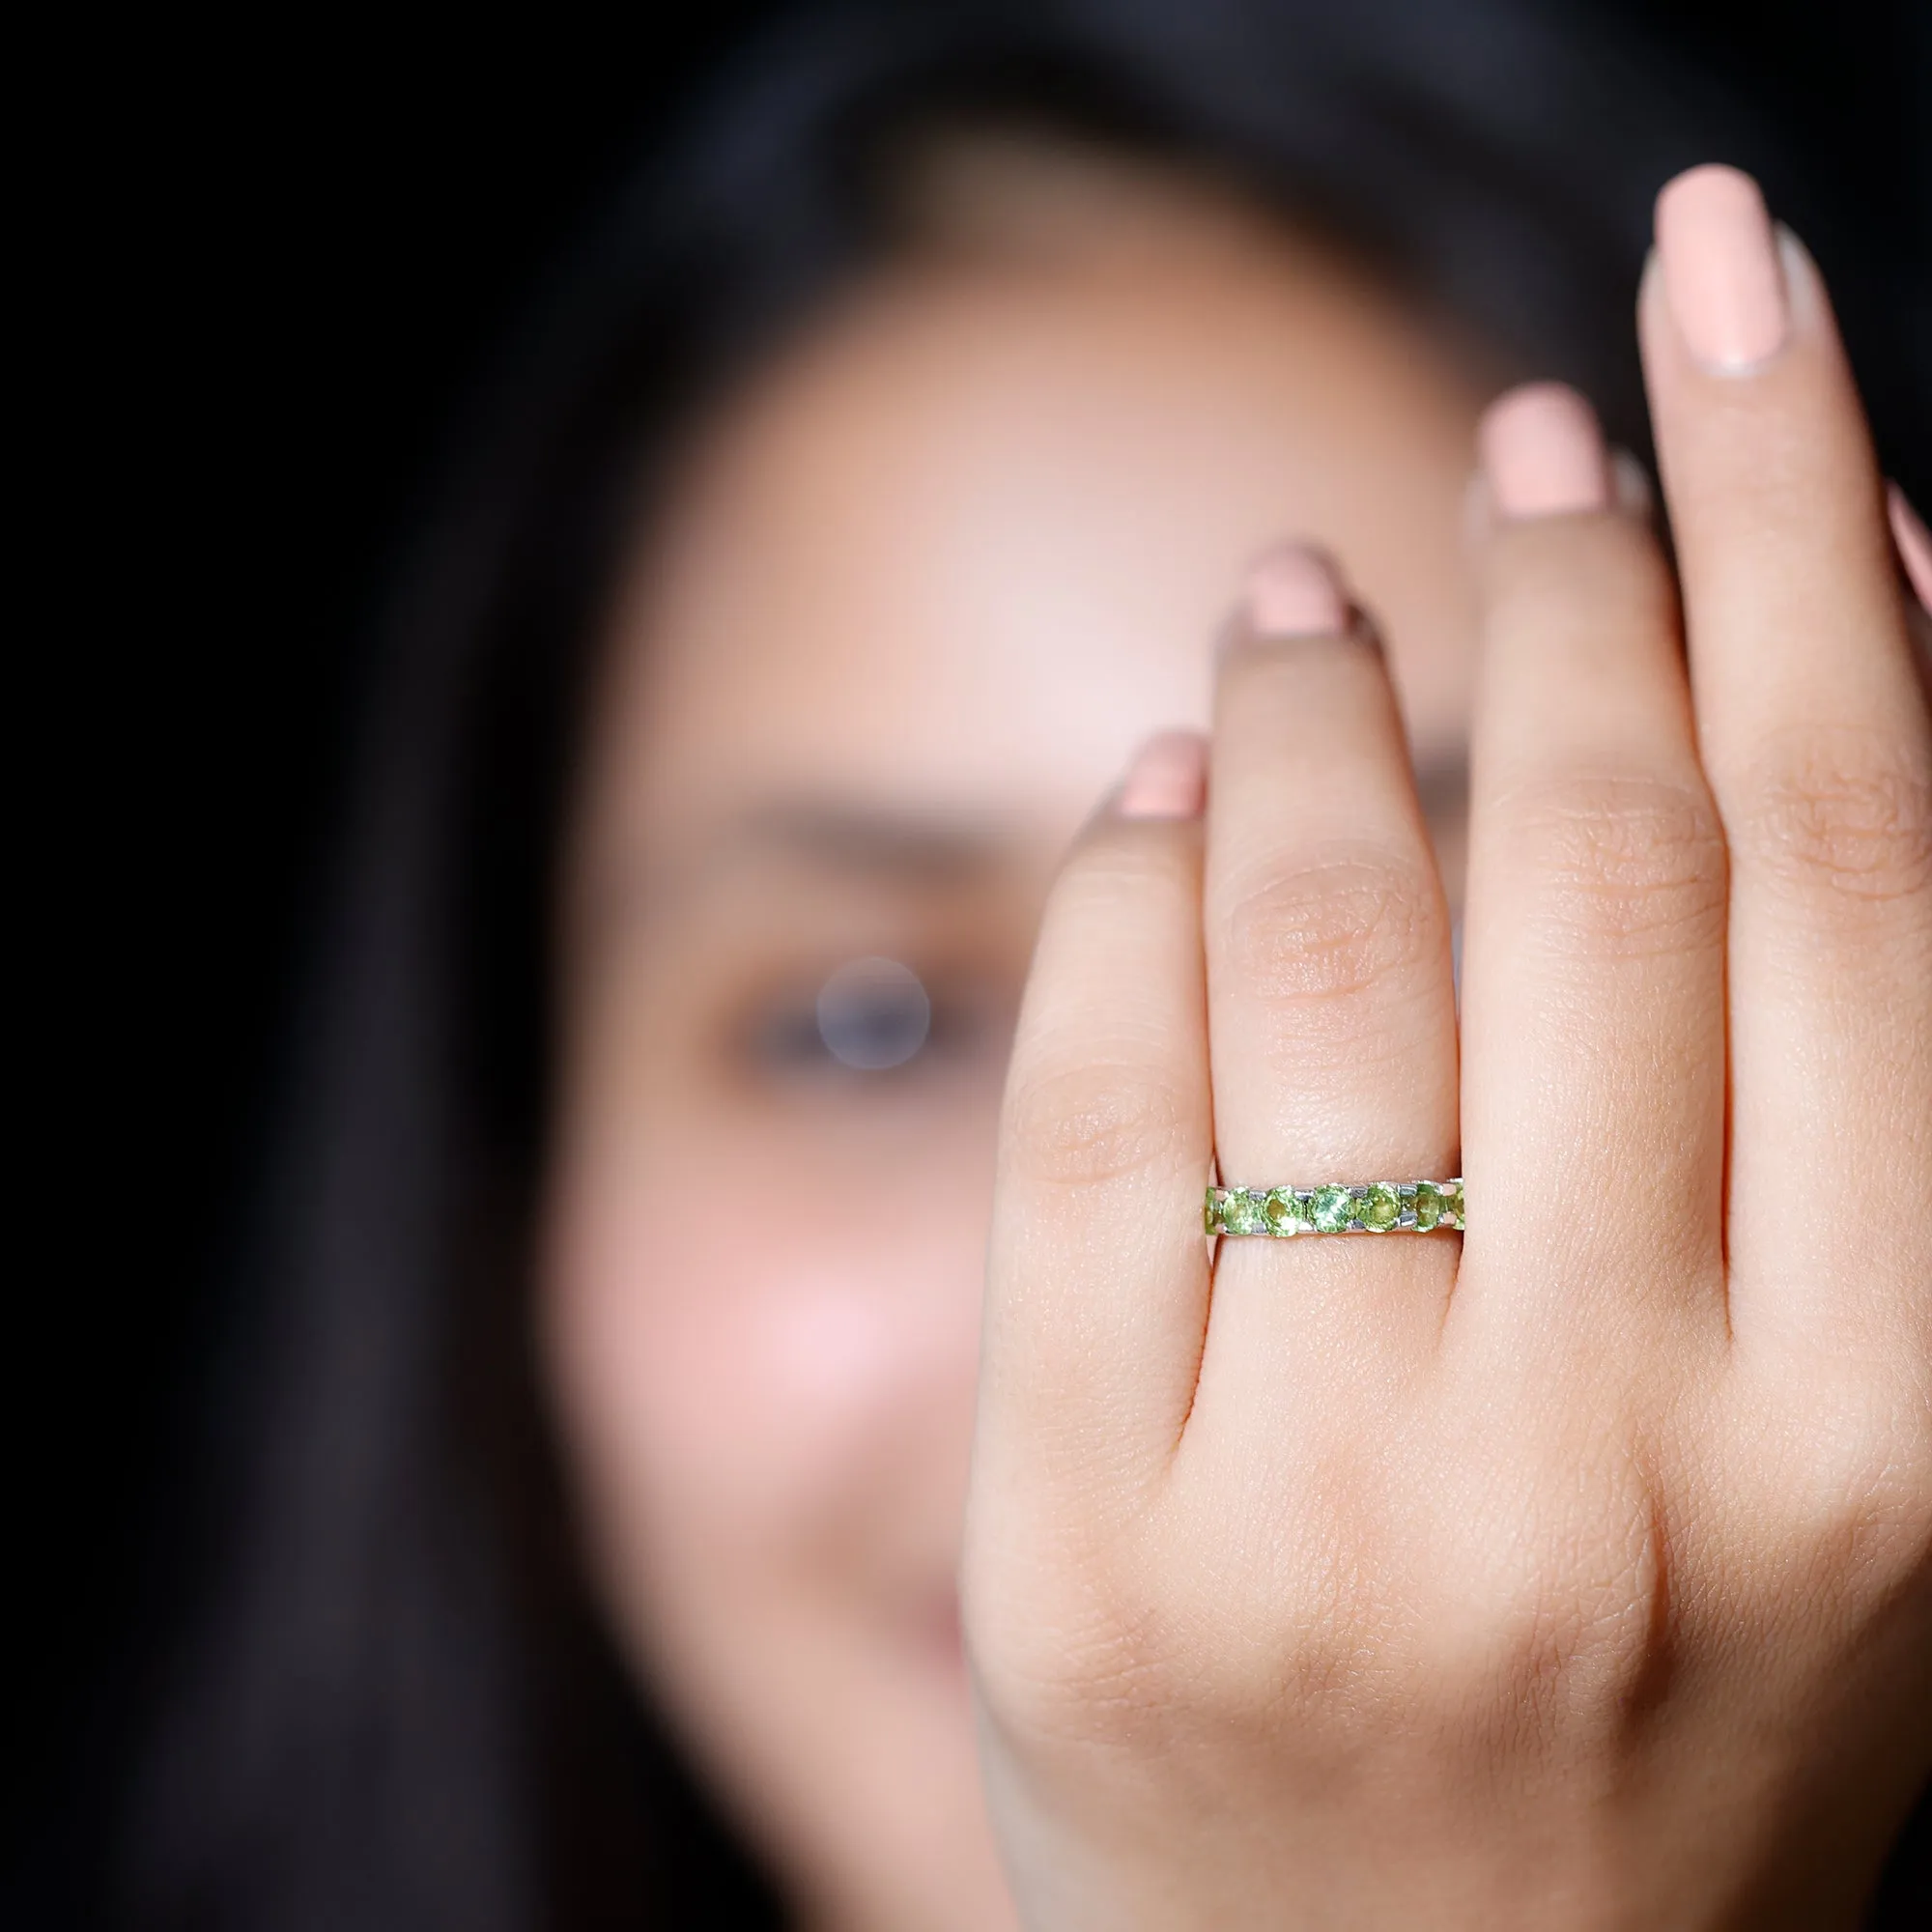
[543, 147, 1484, 1930]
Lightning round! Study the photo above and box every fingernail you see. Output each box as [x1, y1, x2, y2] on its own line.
[1479, 383, 1608, 519]
[1243, 541, 1348, 637]
[1888, 483, 1932, 615]
[1655, 164, 1789, 372]
[1117, 731, 1208, 819]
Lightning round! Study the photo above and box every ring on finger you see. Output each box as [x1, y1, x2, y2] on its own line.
[1207, 1179, 1464, 1237]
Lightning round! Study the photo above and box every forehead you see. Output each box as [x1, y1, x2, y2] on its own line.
[591, 191, 1481, 862]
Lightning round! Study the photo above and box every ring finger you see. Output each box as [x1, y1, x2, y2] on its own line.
[1193, 543, 1462, 1434]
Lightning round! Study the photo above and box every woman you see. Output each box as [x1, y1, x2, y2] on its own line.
[122, 1, 1930, 1925]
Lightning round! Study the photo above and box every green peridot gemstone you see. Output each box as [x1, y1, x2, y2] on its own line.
[1361, 1182, 1401, 1231]
[1264, 1187, 1308, 1235]
[1310, 1184, 1357, 1233]
[1222, 1190, 1269, 1236]
[1205, 1193, 1222, 1236]
[1411, 1181, 1442, 1231]
[1444, 1180, 1465, 1229]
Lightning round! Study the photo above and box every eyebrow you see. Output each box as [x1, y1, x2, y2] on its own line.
[598, 747, 1470, 929]
[712, 800, 1012, 880]
[585, 799, 1014, 937]
[713, 747, 1467, 868]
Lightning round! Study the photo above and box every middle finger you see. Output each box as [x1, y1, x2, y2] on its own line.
[1457, 384, 1728, 1362]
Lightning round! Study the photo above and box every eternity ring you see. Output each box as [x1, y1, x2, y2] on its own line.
[1206, 1179, 1464, 1237]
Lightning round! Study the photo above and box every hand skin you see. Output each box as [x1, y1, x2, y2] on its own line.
[962, 166, 1932, 1929]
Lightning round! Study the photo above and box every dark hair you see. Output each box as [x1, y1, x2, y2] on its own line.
[116, 3, 1929, 1926]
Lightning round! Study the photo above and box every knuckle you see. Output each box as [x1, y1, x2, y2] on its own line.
[965, 1534, 1188, 1755]
[1220, 849, 1438, 1009]
[1501, 774, 1727, 955]
[974, 1605, 1179, 1756]
[1003, 1056, 1193, 1189]
[1729, 736, 1932, 912]
[1441, 1475, 1669, 1739]
[1773, 1392, 1932, 1600]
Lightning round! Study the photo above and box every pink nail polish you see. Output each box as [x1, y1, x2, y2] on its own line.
[1888, 484, 1932, 616]
[1243, 542, 1348, 637]
[1655, 164, 1789, 372]
[1479, 383, 1609, 519]
[1117, 731, 1208, 820]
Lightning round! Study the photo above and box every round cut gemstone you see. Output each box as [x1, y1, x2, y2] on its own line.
[1310, 1184, 1357, 1232]
[1411, 1181, 1442, 1231]
[1264, 1187, 1307, 1235]
[1444, 1180, 1465, 1228]
[1223, 1190, 1268, 1236]
[1205, 1194, 1222, 1236]
[1361, 1182, 1401, 1231]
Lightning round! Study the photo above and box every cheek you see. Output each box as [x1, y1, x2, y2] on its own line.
[538, 1128, 973, 1604]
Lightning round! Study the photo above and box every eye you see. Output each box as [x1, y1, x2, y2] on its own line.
[813, 956, 931, 1069]
[741, 956, 1015, 1086]
[746, 956, 939, 1075]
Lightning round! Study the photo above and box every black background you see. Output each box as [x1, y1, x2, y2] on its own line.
[22, 0, 1928, 1895]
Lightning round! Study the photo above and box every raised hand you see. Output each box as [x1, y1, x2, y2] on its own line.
[963, 164, 1931, 1929]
